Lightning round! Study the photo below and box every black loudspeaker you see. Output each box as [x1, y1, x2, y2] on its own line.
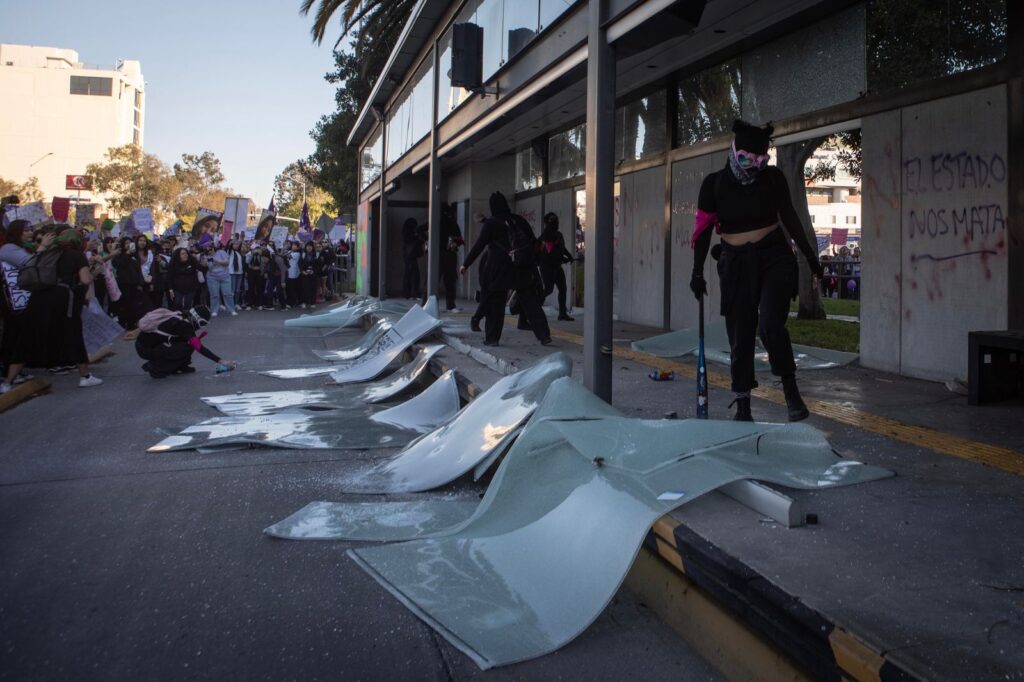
[669, 0, 707, 28]
[451, 23, 483, 89]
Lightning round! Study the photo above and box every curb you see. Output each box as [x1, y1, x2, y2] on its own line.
[642, 516, 921, 682]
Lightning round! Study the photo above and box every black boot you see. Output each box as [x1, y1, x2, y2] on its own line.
[557, 311, 574, 321]
[729, 395, 753, 422]
[781, 374, 810, 422]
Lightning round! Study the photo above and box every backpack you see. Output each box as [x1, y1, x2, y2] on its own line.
[138, 308, 184, 335]
[17, 248, 62, 292]
[504, 215, 536, 268]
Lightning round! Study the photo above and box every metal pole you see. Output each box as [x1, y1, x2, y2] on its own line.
[426, 38, 442, 301]
[378, 118, 389, 300]
[583, 0, 616, 402]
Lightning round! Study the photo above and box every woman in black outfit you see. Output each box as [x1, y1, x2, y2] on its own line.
[168, 247, 200, 311]
[112, 236, 146, 330]
[690, 120, 823, 422]
[539, 212, 575, 321]
[298, 242, 318, 308]
[2, 227, 102, 389]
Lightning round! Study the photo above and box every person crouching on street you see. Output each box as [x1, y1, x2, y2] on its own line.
[135, 304, 235, 378]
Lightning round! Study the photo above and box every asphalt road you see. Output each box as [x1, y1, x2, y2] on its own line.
[0, 309, 721, 682]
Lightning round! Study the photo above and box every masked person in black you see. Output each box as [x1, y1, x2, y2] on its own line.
[461, 192, 551, 347]
[690, 120, 823, 422]
[439, 204, 464, 311]
[538, 212, 575, 321]
[135, 304, 234, 378]
[402, 218, 424, 300]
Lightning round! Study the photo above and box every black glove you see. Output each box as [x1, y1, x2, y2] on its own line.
[689, 273, 707, 299]
[808, 260, 824, 279]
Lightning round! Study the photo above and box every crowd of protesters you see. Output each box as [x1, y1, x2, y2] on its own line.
[0, 206, 350, 395]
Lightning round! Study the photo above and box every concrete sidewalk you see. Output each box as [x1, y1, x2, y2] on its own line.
[437, 298, 1024, 680]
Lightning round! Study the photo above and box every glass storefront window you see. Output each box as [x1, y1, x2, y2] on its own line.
[866, 0, 1006, 92]
[548, 124, 586, 182]
[515, 147, 544, 192]
[477, 0, 504, 81]
[615, 92, 666, 163]
[362, 128, 383, 189]
[540, 0, 573, 31]
[676, 61, 741, 148]
[504, 1, 539, 64]
[410, 61, 433, 144]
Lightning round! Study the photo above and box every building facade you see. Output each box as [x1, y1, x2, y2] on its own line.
[350, 0, 1021, 386]
[0, 44, 145, 212]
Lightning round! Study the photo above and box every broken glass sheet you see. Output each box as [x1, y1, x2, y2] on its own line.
[205, 345, 446, 415]
[329, 305, 442, 385]
[149, 371, 461, 452]
[360, 344, 446, 403]
[348, 379, 893, 670]
[341, 353, 573, 494]
[284, 298, 380, 328]
[265, 499, 481, 541]
[261, 365, 347, 379]
[268, 379, 614, 541]
[314, 318, 395, 361]
[631, 320, 857, 370]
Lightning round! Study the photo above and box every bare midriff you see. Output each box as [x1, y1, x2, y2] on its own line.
[720, 223, 779, 246]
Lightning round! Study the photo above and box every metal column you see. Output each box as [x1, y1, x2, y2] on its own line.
[378, 112, 389, 299]
[426, 38, 442, 301]
[583, 0, 616, 402]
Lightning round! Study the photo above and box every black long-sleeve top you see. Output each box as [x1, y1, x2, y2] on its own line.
[539, 226, 573, 267]
[693, 164, 820, 274]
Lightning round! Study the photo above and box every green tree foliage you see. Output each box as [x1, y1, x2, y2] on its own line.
[804, 130, 862, 183]
[86, 144, 179, 220]
[300, 0, 415, 215]
[0, 176, 44, 203]
[173, 151, 227, 218]
[273, 160, 337, 222]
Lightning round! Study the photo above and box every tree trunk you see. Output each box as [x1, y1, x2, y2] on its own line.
[774, 138, 826, 320]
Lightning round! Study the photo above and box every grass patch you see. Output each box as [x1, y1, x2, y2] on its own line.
[786, 318, 860, 353]
[790, 298, 860, 317]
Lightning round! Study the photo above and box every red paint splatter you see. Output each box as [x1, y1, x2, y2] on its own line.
[894, 273, 901, 283]
[985, 267, 992, 280]
[910, 280, 918, 290]
[905, 309, 912, 320]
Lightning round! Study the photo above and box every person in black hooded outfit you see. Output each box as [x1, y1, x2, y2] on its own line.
[439, 203, 464, 311]
[460, 191, 551, 346]
[538, 212, 575, 321]
[135, 305, 234, 378]
[690, 120, 823, 422]
[401, 218, 424, 299]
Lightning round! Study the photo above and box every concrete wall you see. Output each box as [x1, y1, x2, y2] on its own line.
[860, 111, 903, 374]
[860, 85, 1009, 381]
[615, 166, 665, 327]
[670, 151, 728, 331]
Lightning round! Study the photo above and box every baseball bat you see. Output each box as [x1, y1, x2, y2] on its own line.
[696, 291, 708, 419]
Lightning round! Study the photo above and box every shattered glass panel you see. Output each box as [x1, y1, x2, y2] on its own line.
[676, 61, 741, 148]
[348, 379, 893, 670]
[342, 353, 573, 493]
[150, 370, 460, 453]
[201, 389, 359, 416]
[314, 318, 395, 362]
[284, 298, 380, 329]
[741, 4, 865, 123]
[329, 305, 441, 385]
[261, 365, 348, 380]
[631, 320, 857, 369]
[264, 499, 481, 541]
[359, 344, 446, 403]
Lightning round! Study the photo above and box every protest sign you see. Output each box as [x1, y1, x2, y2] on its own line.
[82, 299, 125, 356]
[132, 208, 154, 233]
[254, 210, 275, 241]
[244, 227, 256, 241]
[1, 261, 30, 311]
[192, 208, 223, 238]
[220, 219, 234, 245]
[3, 201, 49, 227]
[270, 225, 288, 247]
[52, 197, 71, 222]
[223, 197, 249, 236]
[830, 228, 849, 245]
[76, 204, 97, 228]
[316, 213, 334, 234]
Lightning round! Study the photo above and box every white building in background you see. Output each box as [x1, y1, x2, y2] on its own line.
[804, 146, 861, 253]
[0, 44, 145, 213]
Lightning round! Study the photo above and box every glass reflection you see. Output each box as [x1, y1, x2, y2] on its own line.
[548, 124, 586, 182]
[361, 128, 383, 189]
[615, 92, 666, 164]
[540, 0, 573, 30]
[504, 1, 539, 63]
[676, 61, 741, 148]
[866, 0, 1006, 92]
[477, 0, 504, 80]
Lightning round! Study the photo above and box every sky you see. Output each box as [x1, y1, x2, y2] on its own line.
[5, 0, 345, 207]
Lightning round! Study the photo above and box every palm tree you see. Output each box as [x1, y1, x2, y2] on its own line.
[300, 0, 416, 51]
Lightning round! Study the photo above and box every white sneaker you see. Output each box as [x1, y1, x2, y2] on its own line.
[231, 311, 238, 316]
[0, 381, 12, 394]
[211, 312, 218, 317]
[79, 375, 103, 388]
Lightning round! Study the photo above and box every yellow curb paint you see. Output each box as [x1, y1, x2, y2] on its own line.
[829, 628, 885, 682]
[0, 378, 50, 413]
[549, 329, 1024, 477]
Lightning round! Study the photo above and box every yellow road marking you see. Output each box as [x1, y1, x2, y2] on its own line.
[549, 329, 1024, 476]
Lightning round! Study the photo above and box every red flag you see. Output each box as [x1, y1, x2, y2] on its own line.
[52, 197, 71, 222]
[830, 228, 848, 245]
